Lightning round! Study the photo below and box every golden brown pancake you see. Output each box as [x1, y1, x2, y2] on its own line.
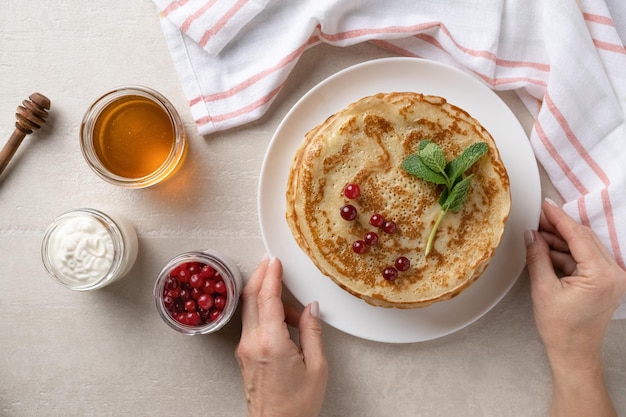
[286, 92, 511, 308]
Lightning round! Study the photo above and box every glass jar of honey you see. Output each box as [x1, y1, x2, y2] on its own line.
[80, 86, 186, 188]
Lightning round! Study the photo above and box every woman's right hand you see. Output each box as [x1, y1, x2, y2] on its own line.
[525, 199, 625, 417]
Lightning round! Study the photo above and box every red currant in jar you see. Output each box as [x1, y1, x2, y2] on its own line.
[197, 294, 214, 310]
[184, 299, 197, 312]
[157, 251, 243, 334]
[171, 264, 184, 277]
[364, 231, 379, 246]
[382, 267, 399, 281]
[164, 276, 178, 291]
[343, 183, 361, 199]
[395, 256, 410, 271]
[200, 264, 216, 279]
[186, 311, 202, 326]
[177, 269, 189, 283]
[209, 309, 222, 322]
[214, 279, 227, 295]
[202, 279, 215, 294]
[160, 259, 232, 327]
[191, 288, 203, 300]
[352, 240, 368, 254]
[189, 273, 204, 289]
[163, 295, 175, 310]
[166, 288, 180, 299]
[214, 295, 227, 310]
[370, 213, 385, 228]
[187, 263, 200, 275]
[340, 204, 358, 221]
[382, 220, 397, 234]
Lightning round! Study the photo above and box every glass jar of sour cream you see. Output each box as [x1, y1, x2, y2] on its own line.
[41, 208, 138, 291]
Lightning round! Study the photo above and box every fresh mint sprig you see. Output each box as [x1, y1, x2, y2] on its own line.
[402, 140, 488, 256]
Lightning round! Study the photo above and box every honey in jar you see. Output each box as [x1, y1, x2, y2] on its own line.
[92, 95, 174, 179]
[80, 86, 186, 188]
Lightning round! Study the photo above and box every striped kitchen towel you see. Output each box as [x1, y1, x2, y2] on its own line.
[153, 0, 626, 318]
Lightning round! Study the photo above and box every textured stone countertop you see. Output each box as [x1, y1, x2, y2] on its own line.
[1, 1, 624, 416]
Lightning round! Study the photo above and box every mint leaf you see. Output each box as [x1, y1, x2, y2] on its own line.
[418, 140, 433, 152]
[446, 142, 488, 184]
[402, 154, 447, 185]
[402, 140, 488, 256]
[419, 142, 447, 175]
[441, 174, 474, 213]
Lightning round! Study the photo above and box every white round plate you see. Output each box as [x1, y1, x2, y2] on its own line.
[258, 57, 540, 343]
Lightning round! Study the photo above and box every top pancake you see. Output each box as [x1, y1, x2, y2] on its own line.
[285, 92, 511, 308]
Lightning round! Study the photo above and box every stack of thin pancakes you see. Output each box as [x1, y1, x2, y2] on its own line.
[286, 92, 511, 308]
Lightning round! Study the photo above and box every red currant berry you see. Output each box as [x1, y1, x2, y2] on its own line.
[164, 277, 178, 291]
[200, 264, 216, 279]
[186, 311, 202, 326]
[395, 256, 410, 272]
[166, 288, 181, 299]
[184, 299, 197, 312]
[382, 220, 397, 234]
[197, 294, 214, 310]
[174, 312, 186, 324]
[163, 295, 175, 310]
[343, 183, 361, 199]
[189, 273, 205, 289]
[370, 213, 385, 227]
[177, 269, 189, 283]
[214, 295, 227, 310]
[191, 288, 203, 300]
[179, 288, 191, 301]
[202, 279, 215, 294]
[187, 263, 200, 275]
[364, 231, 379, 246]
[382, 267, 399, 281]
[209, 308, 222, 322]
[352, 240, 368, 254]
[214, 280, 227, 295]
[340, 204, 358, 221]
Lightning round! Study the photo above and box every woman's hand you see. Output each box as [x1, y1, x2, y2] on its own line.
[525, 199, 626, 417]
[236, 256, 328, 417]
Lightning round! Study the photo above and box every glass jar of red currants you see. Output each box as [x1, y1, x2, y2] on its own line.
[154, 250, 242, 335]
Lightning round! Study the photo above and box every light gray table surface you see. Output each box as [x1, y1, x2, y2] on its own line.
[1, 1, 624, 416]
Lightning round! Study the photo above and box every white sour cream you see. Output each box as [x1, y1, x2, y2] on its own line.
[47, 216, 115, 283]
[42, 208, 138, 290]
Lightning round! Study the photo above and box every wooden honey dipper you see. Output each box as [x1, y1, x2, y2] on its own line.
[0, 92, 51, 177]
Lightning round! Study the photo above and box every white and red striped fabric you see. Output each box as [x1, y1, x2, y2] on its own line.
[153, 0, 626, 318]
